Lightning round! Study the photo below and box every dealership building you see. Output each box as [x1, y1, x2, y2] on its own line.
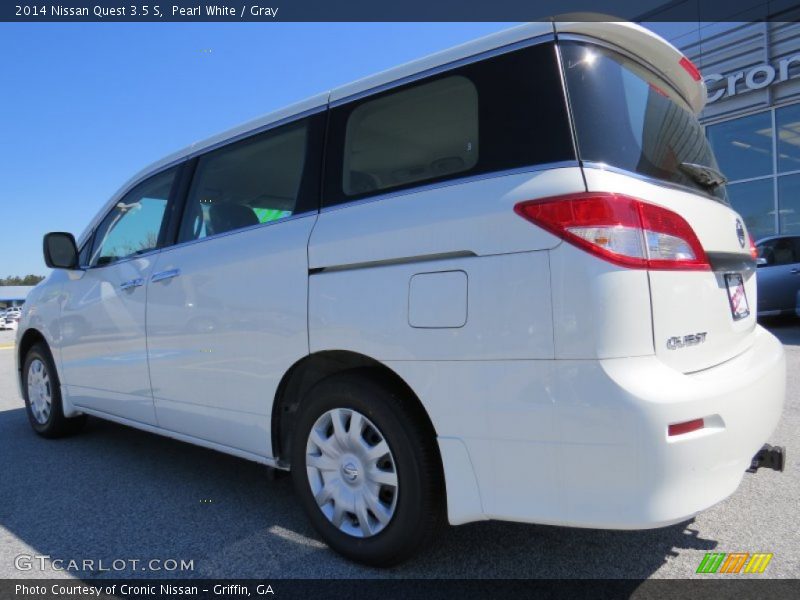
[0, 286, 34, 309]
[650, 19, 800, 241]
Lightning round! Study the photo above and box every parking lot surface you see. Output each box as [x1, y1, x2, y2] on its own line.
[0, 323, 798, 579]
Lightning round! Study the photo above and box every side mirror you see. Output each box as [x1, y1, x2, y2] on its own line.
[756, 257, 768, 267]
[43, 232, 80, 270]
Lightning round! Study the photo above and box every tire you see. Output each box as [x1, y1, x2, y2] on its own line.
[22, 343, 86, 438]
[290, 369, 443, 566]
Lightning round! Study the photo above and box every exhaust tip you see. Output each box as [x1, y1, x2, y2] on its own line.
[747, 444, 786, 473]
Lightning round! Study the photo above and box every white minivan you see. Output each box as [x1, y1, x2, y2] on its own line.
[19, 20, 786, 566]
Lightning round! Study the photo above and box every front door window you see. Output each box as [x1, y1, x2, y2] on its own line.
[90, 168, 176, 267]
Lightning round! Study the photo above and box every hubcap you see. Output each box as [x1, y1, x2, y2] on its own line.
[305, 408, 398, 538]
[342, 462, 359, 482]
[27, 359, 52, 425]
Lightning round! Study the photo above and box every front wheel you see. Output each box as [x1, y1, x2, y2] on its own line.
[290, 371, 443, 566]
[22, 343, 86, 438]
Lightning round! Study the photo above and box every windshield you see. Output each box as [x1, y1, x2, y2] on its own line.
[560, 41, 726, 202]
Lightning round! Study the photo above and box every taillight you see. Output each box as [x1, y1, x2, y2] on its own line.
[514, 193, 710, 271]
[749, 234, 758, 260]
[679, 56, 702, 81]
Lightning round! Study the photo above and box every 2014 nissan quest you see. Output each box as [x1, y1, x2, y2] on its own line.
[19, 20, 787, 566]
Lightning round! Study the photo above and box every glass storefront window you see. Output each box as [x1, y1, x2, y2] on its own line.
[726, 179, 775, 241]
[707, 111, 773, 181]
[776, 104, 800, 173]
[777, 174, 800, 234]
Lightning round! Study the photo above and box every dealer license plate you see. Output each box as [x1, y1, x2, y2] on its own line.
[725, 273, 750, 321]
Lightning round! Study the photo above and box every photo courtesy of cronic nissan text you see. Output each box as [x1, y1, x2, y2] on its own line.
[1, 1, 798, 599]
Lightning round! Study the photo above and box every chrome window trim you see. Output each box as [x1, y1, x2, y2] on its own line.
[76, 230, 94, 266]
[581, 161, 728, 203]
[184, 105, 326, 161]
[556, 33, 696, 112]
[319, 161, 580, 215]
[86, 166, 183, 270]
[123, 161, 187, 196]
[89, 35, 559, 252]
[87, 35, 567, 256]
[77, 160, 186, 249]
[330, 33, 555, 108]
[554, 41, 584, 189]
[159, 211, 318, 254]
[84, 107, 325, 260]
[86, 211, 318, 265]
[92, 105, 327, 229]
[82, 247, 163, 271]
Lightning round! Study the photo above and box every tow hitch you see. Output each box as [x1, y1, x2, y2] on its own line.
[747, 444, 786, 473]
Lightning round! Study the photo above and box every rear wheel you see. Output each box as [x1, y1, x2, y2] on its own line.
[290, 370, 443, 566]
[22, 343, 86, 438]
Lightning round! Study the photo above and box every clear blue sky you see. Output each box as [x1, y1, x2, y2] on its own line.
[0, 23, 513, 276]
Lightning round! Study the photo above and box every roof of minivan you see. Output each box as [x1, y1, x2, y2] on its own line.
[79, 19, 704, 243]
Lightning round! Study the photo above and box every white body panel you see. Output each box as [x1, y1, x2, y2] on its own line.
[308, 168, 585, 361]
[583, 168, 759, 372]
[145, 216, 316, 456]
[74, 405, 280, 468]
[308, 162, 784, 527]
[389, 325, 784, 527]
[308, 168, 577, 270]
[311, 251, 554, 361]
[58, 257, 159, 424]
[14, 277, 63, 386]
[549, 241, 654, 359]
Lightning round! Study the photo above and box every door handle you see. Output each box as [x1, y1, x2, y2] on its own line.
[151, 268, 181, 283]
[119, 277, 144, 291]
[791, 268, 800, 275]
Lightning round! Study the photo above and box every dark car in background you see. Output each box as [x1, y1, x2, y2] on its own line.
[756, 235, 800, 318]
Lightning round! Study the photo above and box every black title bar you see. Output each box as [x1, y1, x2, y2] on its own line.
[3, 0, 800, 22]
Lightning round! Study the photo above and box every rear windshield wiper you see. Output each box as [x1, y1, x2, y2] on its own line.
[679, 162, 727, 190]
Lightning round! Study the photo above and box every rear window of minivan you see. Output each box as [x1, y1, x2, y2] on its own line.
[323, 42, 575, 206]
[560, 41, 727, 202]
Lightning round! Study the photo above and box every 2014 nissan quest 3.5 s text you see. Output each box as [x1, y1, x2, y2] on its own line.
[18, 19, 787, 566]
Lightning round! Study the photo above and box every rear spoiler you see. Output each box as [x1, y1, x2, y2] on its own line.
[554, 19, 707, 114]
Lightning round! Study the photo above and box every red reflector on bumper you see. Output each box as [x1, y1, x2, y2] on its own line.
[668, 419, 704, 437]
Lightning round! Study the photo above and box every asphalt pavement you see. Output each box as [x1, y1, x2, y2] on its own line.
[0, 323, 798, 579]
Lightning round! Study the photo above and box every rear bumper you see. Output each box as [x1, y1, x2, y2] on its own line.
[403, 325, 786, 528]
[572, 324, 785, 529]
